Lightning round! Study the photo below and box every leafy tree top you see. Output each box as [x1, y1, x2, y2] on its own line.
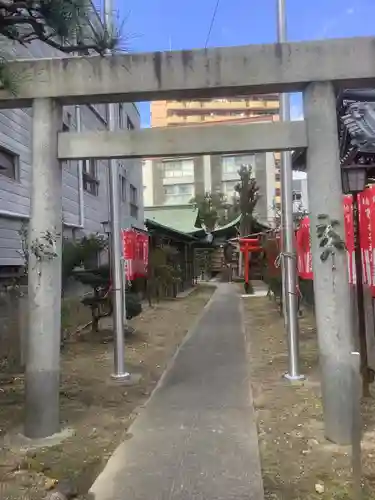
[233, 164, 261, 236]
[190, 164, 262, 235]
[235, 164, 260, 217]
[190, 192, 229, 233]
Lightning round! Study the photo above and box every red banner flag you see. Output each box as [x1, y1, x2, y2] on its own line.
[358, 189, 371, 285]
[296, 216, 313, 280]
[122, 229, 149, 281]
[293, 188, 375, 297]
[343, 195, 355, 284]
[369, 185, 375, 294]
[122, 229, 136, 281]
[296, 197, 355, 283]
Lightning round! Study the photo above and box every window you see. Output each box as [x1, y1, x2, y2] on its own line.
[130, 204, 138, 218]
[222, 180, 238, 197]
[118, 103, 124, 129]
[130, 184, 138, 218]
[130, 184, 137, 204]
[164, 184, 193, 196]
[61, 118, 71, 169]
[275, 188, 281, 197]
[163, 159, 194, 178]
[62, 112, 72, 132]
[275, 172, 281, 182]
[222, 156, 238, 174]
[163, 183, 194, 204]
[83, 159, 99, 196]
[120, 175, 127, 202]
[0, 147, 18, 180]
[127, 116, 135, 130]
[222, 155, 255, 175]
[104, 105, 109, 123]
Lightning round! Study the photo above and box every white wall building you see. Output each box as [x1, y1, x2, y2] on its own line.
[0, 35, 143, 273]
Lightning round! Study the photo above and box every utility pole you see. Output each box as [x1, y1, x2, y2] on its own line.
[104, 0, 130, 381]
[276, 0, 304, 381]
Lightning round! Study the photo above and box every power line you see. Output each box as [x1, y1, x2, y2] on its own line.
[205, 0, 221, 48]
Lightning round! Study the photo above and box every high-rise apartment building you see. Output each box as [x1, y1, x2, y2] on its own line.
[144, 97, 281, 225]
[151, 96, 279, 127]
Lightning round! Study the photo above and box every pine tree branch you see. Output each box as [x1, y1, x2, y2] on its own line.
[0, 0, 126, 91]
[0, 0, 119, 55]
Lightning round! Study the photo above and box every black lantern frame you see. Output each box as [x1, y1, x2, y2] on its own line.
[341, 165, 368, 195]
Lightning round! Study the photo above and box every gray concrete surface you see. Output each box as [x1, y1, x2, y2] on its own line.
[25, 98, 63, 439]
[58, 121, 306, 160]
[90, 284, 264, 500]
[1, 37, 375, 106]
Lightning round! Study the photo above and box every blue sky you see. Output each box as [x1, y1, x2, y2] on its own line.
[114, 0, 375, 127]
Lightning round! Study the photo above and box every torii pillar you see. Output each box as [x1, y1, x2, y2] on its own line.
[304, 82, 355, 445]
[25, 98, 63, 439]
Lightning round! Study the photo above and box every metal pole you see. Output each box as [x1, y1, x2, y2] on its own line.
[277, 0, 303, 380]
[75, 103, 85, 228]
[73, 34, 84, 230]
[104, 0, 130, 380]
[351, 351, 363, 500]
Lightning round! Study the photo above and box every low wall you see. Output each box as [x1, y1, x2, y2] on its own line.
[0, 287, 27, 374]
[0, 284, 90, 376]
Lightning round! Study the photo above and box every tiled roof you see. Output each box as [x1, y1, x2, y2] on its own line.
[293, 89, 375, 170]
[144, 205, 201, 234]
[145, 218, 198, 242]
[339, 89, 375, 165]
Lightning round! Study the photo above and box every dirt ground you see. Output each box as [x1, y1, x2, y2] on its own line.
[244, 295, 375, 500]
[0, 285, 214, 500]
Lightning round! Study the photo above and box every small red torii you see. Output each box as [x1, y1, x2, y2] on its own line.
[239, 237, 262, 293]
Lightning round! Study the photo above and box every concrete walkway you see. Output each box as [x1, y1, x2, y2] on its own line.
[91, 284, 264, 500]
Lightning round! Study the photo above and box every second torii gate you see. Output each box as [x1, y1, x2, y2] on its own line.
[239, 237, 262, 294]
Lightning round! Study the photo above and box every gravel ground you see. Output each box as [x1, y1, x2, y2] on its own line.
[0, 285, 214, 500]
[243, 295, 375, 500]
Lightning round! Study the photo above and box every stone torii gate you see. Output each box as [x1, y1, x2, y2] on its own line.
[3, 36, 375, 445]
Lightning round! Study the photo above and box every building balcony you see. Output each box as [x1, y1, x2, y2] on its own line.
[166, 98, 279, 112]
[167, 113, 279, 127]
